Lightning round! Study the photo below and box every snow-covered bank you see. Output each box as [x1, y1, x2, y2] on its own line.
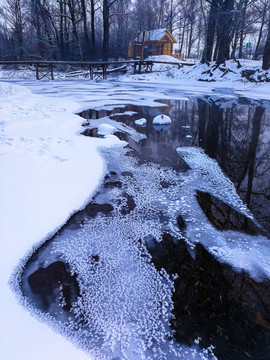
[119, 57, 270, 101]
[0, 81, 122, 360]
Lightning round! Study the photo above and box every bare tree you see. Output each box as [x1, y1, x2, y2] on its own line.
[103, 0, 119, 59]
[0, 0, 24, 58]
[254, 0, 268, 59]
[262, 11, 270, 69]
[81, 0, 91, 58]
[91, 0, 96, 51]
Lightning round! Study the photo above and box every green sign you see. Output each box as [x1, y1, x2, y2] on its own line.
[200, 49, 204, 55]
[246, 42, 252, 49]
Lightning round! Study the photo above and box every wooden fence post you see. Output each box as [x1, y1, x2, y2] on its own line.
[89, 65, 94, 80]
[35, 63, 39, 80]
[102, 64, 107, 79]
[50, 64, 54, 80]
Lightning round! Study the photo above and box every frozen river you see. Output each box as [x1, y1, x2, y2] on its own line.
[3, 79, 270, 360]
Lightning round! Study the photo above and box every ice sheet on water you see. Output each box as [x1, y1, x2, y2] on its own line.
[14, 144, 218, 360]
[53, 215, 174, 359]
[176, 147, 254, 219]
[175, 146, 270, 280]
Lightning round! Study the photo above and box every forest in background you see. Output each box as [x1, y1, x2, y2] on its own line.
[0, 0, 270, 69]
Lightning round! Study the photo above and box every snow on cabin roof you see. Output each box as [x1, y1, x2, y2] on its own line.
[136, 28, 176, 43]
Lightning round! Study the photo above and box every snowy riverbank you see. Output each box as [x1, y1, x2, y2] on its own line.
[0, 81, 123, 360]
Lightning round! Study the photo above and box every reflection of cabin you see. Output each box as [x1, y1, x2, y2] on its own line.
[128, 28, 177, 58]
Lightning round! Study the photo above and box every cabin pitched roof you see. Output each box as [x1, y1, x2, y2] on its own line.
[136, 28, 177, 43]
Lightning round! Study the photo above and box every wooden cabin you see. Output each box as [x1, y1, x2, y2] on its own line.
[128, 28, 177, 59]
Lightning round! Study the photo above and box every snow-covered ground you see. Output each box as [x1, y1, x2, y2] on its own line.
[0, 81, 123, 360]
[121, 56, 270, 101]
[0, 60, 269, 359]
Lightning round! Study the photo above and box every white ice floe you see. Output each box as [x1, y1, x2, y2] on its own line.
[87, 116, 146, 142]
[134, 117, 147, 126]
[153, 114, 172, 125]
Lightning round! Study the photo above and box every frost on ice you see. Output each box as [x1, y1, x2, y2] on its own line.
[15, 146, 218, 360]
[176, 146, 270, 280]
[176, 147, 255, 219]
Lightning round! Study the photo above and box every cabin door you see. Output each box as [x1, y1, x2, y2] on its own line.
[162, 42, 171, 55]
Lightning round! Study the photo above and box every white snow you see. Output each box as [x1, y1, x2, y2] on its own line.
[137, 28, 168, 42]
[119, 57, 270, 101]
[134, 117, 147, 126]
[97, 123, 116, 136]
[0, 81, 122, 360]
[153, 114, 172, 125]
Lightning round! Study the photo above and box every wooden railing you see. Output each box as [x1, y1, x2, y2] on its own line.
[0, 59, 192, 80]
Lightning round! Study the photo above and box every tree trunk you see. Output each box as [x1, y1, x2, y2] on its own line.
[31, 0, 44, 58]
[81, 0, 91, 59]
[14, 0, 24, 59]
[262, 17, 270, 70]
[59, 0, 65, 59]
[67, 0, 81, 59]
[179, 20, 186, 54]
[254, 1, 267, 60]
[238, 0, 248, 59]
[216, 0, 235, 65]
[103, 0, 110, 59]
[91, 0, 96, 51]
[187, 0, 196, 58]
[230, 0, 244, 59]
[204, 0, 218, 63]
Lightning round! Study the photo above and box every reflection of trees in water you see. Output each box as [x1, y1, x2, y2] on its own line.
[197, 99, 270, 232]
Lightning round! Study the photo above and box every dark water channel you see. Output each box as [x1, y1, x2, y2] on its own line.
[18, 94, 270, 360]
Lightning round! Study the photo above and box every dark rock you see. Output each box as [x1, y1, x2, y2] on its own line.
[90, 254, 99, 263]
[28, 261, 80, 311]
[114, 131, 127, 141]
[121, 171, 133, 177]
[81, 128, 98, 137]
[160, 181, 170, 188]
[84, 203, 114, 217]
[177, 215, 186, 230]
[121, 193, 136, 215]
[104, 181, 122, 188]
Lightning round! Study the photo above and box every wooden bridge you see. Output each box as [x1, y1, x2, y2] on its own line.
[0, 59, 194, 80]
